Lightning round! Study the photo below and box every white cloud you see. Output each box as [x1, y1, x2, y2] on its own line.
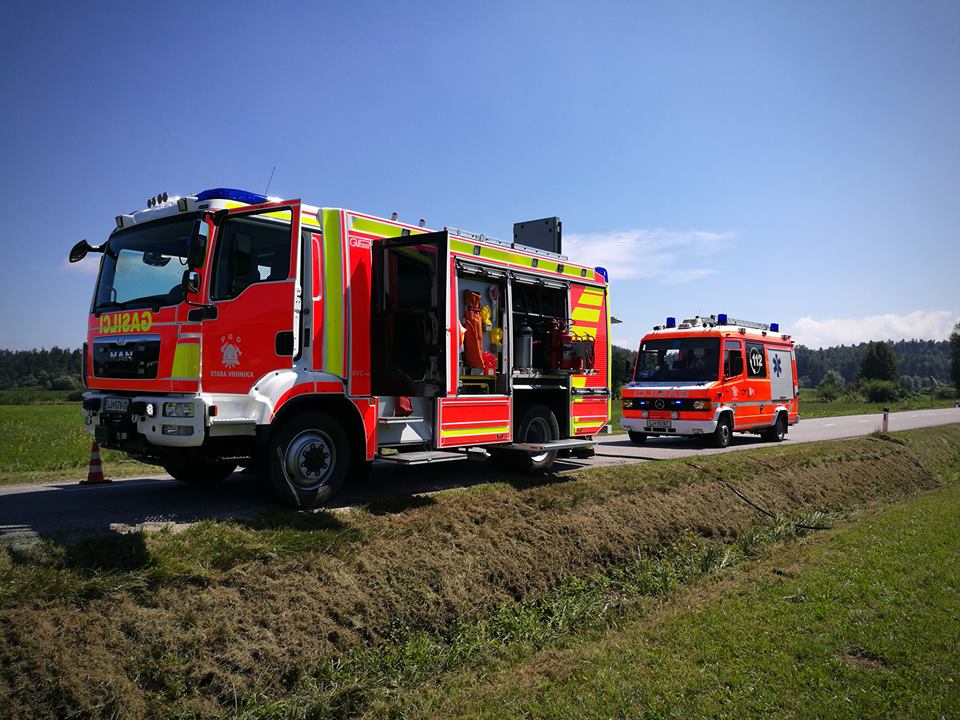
[563, 228, 732, 284]
[792, 310, 960, 348]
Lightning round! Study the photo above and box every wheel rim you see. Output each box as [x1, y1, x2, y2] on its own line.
[720, 422, 730, 445]
[283, 429, 336, 491]
[525, 416, 552, 463]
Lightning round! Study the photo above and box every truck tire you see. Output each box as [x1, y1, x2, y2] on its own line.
[494, 404, 560, 473]
[763, 413, 786, 442]
[710, 415, 733, 449]
[628, 431, 647, 445]
[268, 412, 350, 508]
[163, 458, 236, 485]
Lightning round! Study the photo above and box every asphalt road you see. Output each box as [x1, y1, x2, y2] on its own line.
[2, 407, 958, 543]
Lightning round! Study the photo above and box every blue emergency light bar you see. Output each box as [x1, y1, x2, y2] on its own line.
[717, 313, 728, 324]
[594, 266, 609, 281]
[770, 323, 779, 332]
[195, 188, 269, 205]
[666, 317, 676, 328]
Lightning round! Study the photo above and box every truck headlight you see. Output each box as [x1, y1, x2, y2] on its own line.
[163, 402, 195, 418]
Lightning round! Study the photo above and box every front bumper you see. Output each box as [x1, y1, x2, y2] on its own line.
[620, 416, 718, 436]
[84, 392, 206, 448]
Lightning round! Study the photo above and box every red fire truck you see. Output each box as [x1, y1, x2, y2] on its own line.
[621, 314, 798, 447]
[69, 189, 611, 506]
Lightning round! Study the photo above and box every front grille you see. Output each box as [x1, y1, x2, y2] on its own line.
[624, 397, 712, 412]
[92, 334, 161, 379]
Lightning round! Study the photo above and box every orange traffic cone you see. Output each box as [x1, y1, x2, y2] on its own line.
[80, 441, 111, 485]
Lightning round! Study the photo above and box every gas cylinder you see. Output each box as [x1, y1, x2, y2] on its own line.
[515, 323, 534, 368]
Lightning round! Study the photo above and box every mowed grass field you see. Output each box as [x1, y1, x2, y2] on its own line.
[403, 480, 960, 719]
[2, 425, 958, 718]
[0, 404, 145, 485]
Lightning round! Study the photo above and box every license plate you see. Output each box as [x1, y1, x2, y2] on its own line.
[103, 397, 129, 413]
[647, 419, 672, 429]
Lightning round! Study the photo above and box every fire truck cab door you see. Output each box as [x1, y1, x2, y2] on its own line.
[201, 201, 301, 395]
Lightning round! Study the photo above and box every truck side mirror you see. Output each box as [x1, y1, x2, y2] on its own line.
[186, 219, 209, 268]
[182, 269, 201, 295]
[69, 239, 91, 263]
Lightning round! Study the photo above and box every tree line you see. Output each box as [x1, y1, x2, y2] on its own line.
[795, 338, 952, 389]
[0, 347, 83, 390]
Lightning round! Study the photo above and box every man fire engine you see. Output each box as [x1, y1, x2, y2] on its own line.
[69, 189, 611, 506]
[621, 314, 798, 447]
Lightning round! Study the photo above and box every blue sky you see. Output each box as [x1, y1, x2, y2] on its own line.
[1, 0, 957, 351]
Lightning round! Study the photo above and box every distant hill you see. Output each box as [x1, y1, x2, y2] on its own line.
[0, 347, 83, 389]
[795, 339, 951, 387]
[612, 339, 952, 391]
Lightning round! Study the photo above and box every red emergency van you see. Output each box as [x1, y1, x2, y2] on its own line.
[621, 314, 798, 447]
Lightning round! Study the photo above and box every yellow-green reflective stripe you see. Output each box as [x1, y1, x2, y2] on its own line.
[171, 344, 199, 378]
[302, 214, 320, 227]
[322, 210, 344, 378]
[578, 293, 603, 307]
[440, 425, 510, 438]
[449, 238, 586, 276]
[571, 306, 601, 322]
[222, 202, 292, 223]
[351, 216, 424, 237]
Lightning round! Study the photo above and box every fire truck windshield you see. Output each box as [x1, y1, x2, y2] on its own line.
[635, 337, 720, 383]
[94, 217, 197, 312]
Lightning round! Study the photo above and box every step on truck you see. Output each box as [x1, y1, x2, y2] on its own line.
[620, 314, 798, 448]
[69, 189, 611, 506]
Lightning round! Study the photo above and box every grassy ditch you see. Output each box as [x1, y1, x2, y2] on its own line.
[405, 479, 960, 719]
[0, 425, 958, 718]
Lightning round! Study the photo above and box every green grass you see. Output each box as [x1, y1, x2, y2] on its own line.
[798, 390, 957, 419]
[0, 404, 145, 484]
[1, 426, 958, 718]
[402, 482, 960, 719]
[0, 388, 78, 405]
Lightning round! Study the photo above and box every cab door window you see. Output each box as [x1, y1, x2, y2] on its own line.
[211, 214, 292, 301]
[724, 340, 744, 378]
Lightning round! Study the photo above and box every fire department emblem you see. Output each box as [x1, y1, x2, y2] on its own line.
[221, 334, 243, 368]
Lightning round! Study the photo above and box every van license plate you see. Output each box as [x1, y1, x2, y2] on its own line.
[103, 398, 129, 413]
[648, 419, 671, 429]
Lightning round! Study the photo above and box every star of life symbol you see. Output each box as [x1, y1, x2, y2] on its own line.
[221, 334, 242, 368]
[772, 355, 783, 377]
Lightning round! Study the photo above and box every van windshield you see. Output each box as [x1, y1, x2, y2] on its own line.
[635, 337, 720, 382]
[94, 217, 198, 312]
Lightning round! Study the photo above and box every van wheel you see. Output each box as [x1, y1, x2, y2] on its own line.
[628, 431, 647, 445]
[495, 404, 560, 473]
[763, 414, 786, 442]
[164, 458, 236, 485]
[711, 416, 733, 449]
[269, 412, 349, 508]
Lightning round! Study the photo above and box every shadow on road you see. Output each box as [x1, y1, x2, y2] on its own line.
[0, 455, 587, 543]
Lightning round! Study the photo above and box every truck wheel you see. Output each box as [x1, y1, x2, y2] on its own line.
[763, 414, 786, 442]
[628, 431, 647, 445]
[269, 412, 350, 508]
[163, 458, 236, 485]
[710, 416, 733, 449]
[495, 404, 560, 473]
